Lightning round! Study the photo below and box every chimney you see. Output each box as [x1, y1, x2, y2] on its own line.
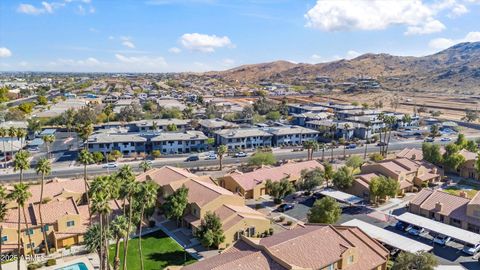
[435, 202, 443, 212]
[459, 191, 467, 198]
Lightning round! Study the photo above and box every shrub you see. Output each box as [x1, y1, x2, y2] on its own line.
[49, 247, 56, 253]
[152, 150, 161, 159]
[286, 221, 293, 226]
[369, 153, 384, 162]
[278, 216, 285, 222]
[46, 259, 56, 266]
[268, 227, 274, 235]
[27, 264, 41, 270]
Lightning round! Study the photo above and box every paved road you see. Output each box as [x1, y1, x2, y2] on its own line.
[0, 138, 459, 182]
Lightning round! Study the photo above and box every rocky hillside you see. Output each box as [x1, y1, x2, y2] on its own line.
[210, 42, 480, 93]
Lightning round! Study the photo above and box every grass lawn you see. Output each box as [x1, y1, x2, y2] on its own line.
[109, 230, 196, 270]
[443, 186, 478, 198]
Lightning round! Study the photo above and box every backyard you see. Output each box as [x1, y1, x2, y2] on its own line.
[442, 185, 479, 199]
[109, 230, 196, 270]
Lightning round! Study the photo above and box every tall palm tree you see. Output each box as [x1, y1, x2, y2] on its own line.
[8, 127, 17, 161]
[139, 160, 152, 173]
[27, 118, 42, 139]
[122, 177, 139, 270]
[377, 113, 385, 155]
[77, 123, 93, 150]
[0, 186, 9, 270]
[339, 138, 347, 160]
[364, 121, 372, 160]
[329, 124, 336, 161]
[78, 149, 94, 222]
[217, 145, 228, 170]
[91, 192, 112, 270]
[42, 135, 55, 159]
[110, 216, 129, 270]
[0, 127, 7, 168]
[319, 143, 326, 161]
[136, 181, 159, 270]
[384, 116, 396, 156]
[15, 129, 27, 149]
[35, 158, 51, 255]
[13, 150, 30, 183]
[117, 166, 135, 214]
[8, 183, 33, 269]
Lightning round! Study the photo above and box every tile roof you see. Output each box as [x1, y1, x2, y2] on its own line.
[459, 149, 477, 161]
[397, 148, 423, 160]
[136, 166, 198, 186]
[171, 178, 234, 207]
[31, 197, 79, 224]
[225, 160, 323, 190]
[410, 189, 470, 221]
[24, 178, 86, 205]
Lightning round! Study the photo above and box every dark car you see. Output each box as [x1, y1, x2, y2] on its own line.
[377, 142, 387, 146]
[185, 155, 199, 162]
[395, 221, 409, 231]
[277, 203, 294, 212]
[313, 192, 325, 199]
[345, 144, 357, 149]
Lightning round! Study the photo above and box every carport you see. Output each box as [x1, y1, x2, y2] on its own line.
[396, 212, 480, 246]
[342, 219, 433, 253]
[319, 188, 363, 205]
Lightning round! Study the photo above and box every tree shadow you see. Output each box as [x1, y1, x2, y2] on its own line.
[147, 250, 194, 266]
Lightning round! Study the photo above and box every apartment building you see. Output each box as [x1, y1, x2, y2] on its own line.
[151, 131, 207, 154]
[267, 126, 319, 146]
[132, 119, 189, 132]
[219, 160, 323, 199]
[458, 149, 478, 179]
[137, 166, 271, 249]
[198, 118, 239, 136]
[409, 189, 480, 233]
[214, 128, 273, 150]
[87, 132, 147, 156]
[181, 224, 388, 270]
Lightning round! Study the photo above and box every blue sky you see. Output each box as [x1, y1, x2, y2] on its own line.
[0, 0, 479, 72]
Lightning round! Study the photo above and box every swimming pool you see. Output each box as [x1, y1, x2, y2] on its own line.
[55, 262, 89, 270]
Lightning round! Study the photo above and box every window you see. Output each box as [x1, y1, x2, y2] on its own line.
[66, 220, 75, 227]
[41, 225, 49, 232]
[348, 255, 354, 264]
[327, 264, 334, 270]
[26, 242, 35, 248]
[25, 229, 34, 236]
[1, 236, 7, 243]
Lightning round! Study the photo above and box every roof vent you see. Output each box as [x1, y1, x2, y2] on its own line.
[435, 202, 443, 212]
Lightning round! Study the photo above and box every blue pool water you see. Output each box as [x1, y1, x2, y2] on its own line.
[55, 262, 89, 270]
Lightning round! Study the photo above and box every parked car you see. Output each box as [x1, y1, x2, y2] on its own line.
[345, 144, 357, 149]
[433, 234, 451, 246]
[395, 221, 409, 231]
[102, 163, 117, 169]
[313, 192, 325, 199]
[424, 138, 435, 142]
[377, 142, 387, 147]
[463, 243, 480, 255]
[277, 203, 294, 212]
[407, 225, 425, 236]
[185, 155, 199, 162]
[205, 154, 217, 160]
[234, 151, 247, 158]
[440, 137, 452, 142]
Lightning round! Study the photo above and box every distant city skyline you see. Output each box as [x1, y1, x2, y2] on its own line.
[1, 0, 480, 72]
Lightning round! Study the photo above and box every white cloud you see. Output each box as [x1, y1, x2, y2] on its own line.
[17, 4, 44, 14]
[115, 54, 167, 69]
[180, 33, 233, 52]
[0, 48, 12, 58]
[305, 0, 448, 35]
[122, 40, 136, 49]
[17, 1, 92, 15]
[346, 50, 361, 59]
[429, 31, 480, 50]
[169, 47, 182, 54]
[42, 2, 54, 13]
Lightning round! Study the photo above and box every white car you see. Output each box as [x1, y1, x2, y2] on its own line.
[234, 152, 247, 158]
[462, 243, 480, 255]
[433, 234, 451, 245]
[440, 137, 452, 142]
[102, 163, 118, 168]
[407, 225, 425, 236]
[205, 154, 217, 160]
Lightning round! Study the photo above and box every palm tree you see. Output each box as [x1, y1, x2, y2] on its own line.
[0, 127, 7, 168]
[8, 182, 33, 267]
[364, 121, 372, 160]
[117, 165, 135, 214]
[384, 116, 396, 156]
[318, 143, 326, 161]
[110, 216, 129, 270]
[27, 118, 42, 139]
[329, 124, 336, 161]
[139, 160, 152, 173]
[42, 135, 55, 159]
[91, 192, 112, 270]
[0, 186, 9, 270]
[377, 113, 385, 155]
[122, 178, 139, 270]
[35, 158, 51, 255]
[136, 181, 158, 270]
[338, 138, 347, 160]
[217, 145, 228, 170]
[303, 141, 314, 161]
[77, 123, 93, 150]
[15, 129, 27, 149]
[8, 127, 17, 161]
[13, 150, 30, 183]
[78, 149, 94, 222]
[84, 223, 102, 256]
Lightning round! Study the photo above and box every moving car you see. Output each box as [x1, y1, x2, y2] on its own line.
[462, 243, 480, 255]
[440, 137, 452, 142]
[205, 154, 217, 160]
[102, 163, 117, 168]
[377, 142, 387, 147]
[424, 138, 435, 142]
[407, 225, 425, 236]
[234, 152, 247, 158]
[433, 234, 451, 246]
[345, 144, 357, 149]
[277, 203, 294, 212]
[185, 155, 199, 162]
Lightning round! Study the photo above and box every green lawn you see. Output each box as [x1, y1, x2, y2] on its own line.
[109, 230, 196, 270]
[443, 186, 478, 199]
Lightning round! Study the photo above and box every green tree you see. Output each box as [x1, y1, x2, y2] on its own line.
[85, 224, 102, 254]
[108, 150, 122, 161]
[369, 175, 399, 203]
[15, 129, 27, 149]
[217, 144, 228, 170]
[466, 140, 478, 152]
[369, 152, 384, 162]
[37, 95, 48, 105]
[8, 183, 33, 260]
[77, 123, 93, 149]
[332, 166, 359, 190]
[139, 160, 152, 173]
[297, 168, 324, 193]
[195, 212, 225, 248]
[151, 150, 161, 159]
[323, 162, 334, 188]
[308, 197, 341, 224]
[166, 123, 178, 131]
[430, 124, 440, 139]
[422, 143, 442, 165]
[110, 216, 130, 270]
[463, 109, 479, 123]
[0, 127, 7, 168]
[248, 152, 276, 167]
[27, 118, 42, 137]
[93, 151, 105, 163]
[17, 102, 35, 114]
[442, 143, 465, 172]
[35, 158, 51, 255]
[91, 192, 112, 270]
[476, 153, 480, 179]
[345, 156, 364, 169]
[0, 186, 10, 268]
[392, 251, 437, 270]
[14, 150, 30, 183]
[266, 111, 281, 121]
[42, 134, 55, 159]
[455, 133, 468, 148]
[303, 141, 318, 161]
[0, 87, 10, 103]
[163, 185, 189, 225]
[265, 179, 295, 204]
[8, 127, 17, 161]
[136, 181, 159, 270]
[78, 149, 94, 222]
[119, 169, 139, 270]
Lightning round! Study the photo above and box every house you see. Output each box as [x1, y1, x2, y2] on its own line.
[291, 112, 332, 126]
[214, 128, 273, 150]
[132, 119, 189, 132]
[409, 189, 480, 233]
[458, 149, 478, 179]
[137, 166, 271, 249]
[287, 103, 329, 114]
[151, 131, 207, 154]
[396, 148, 424, 161]
[219, 160, 323, 199]
[180, 224, 389, 270]
[198, 118, 239, 136]
[266, 126, 319, 146]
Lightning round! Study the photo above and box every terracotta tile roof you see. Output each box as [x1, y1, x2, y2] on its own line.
[31, 197, 79, 224]
[0, 206, 35, 229]
[225, 160, 323, 190]
[170, 178, 234, 207]
[355, 173, 379, 189]
[136, 166, 198, 186]
[397, 148, 423, 160]
[24, 178, 86, 205]
[182, 224, 387, 270]
[411, 189, 470, 221]
[459, 149, 477, 161]
[391, 158, 421, 172]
